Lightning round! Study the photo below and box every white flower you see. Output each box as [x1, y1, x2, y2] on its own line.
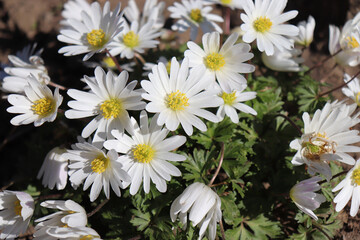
[185, 32, 255, 93]
[104, 110, 186, 195]
[342, 73, 360, 106]
[0, 190, 34, 239]
[46, 226, 101, 240]
[34, 200, 87, 239]
[108, 20, 161, 59]
[2, 54, 49, 94]
[205, 0, 244, 10]
[261, 47, 304, 72]
[170, 182, 222, 240]
[333, 159, 360, 216]
[290, 102, 360, 180]
[292, 15, 315, 47]
[58, 1, 123, 61]
[7, 75, 63, 127]
[213, 83, 257, 123]
[124, 0, 165, 30]
[141, 57, 222, 135]
[329, 15, 360, 67]
[65, 67, 145, 147]
[240, 0, 299, 56]
[37, 147, 68, 190]
[290, 176, 326, 220]
[60, 0, 92, 27]
[168, 0, 223, 40]
[65, 142, 130, 201]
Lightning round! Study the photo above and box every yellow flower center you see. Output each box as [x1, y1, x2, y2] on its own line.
[253, 17, 273, 33]
[190, 9, 203, 23]
[352, 167, 360, 186]
[100, 98, 122, 119]
[123, 31, 139, 49]
[102, 56, 116, 69]
[80, 235, 95, 240]
[91, 155, 110, 174]
[166, 90, 189, 111]
[87, 29, 107, 48]
[221, 91, 237, 105]
[221, 0, 232, 4]
[14, 199, 22, 216]
[345, 36, 360, 49]
[166, 60, 172, 74]
[133, 144, 155, 163]
[301, 133, 336, 161]
[205, 53, 225, 71]
[355, 92, 360, 106]
[31, 97, 55, 117]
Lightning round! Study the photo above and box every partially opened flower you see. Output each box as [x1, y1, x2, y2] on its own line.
[65, 142, 130, 202]
[104, 110, 186, 195]
[58, 1, 123, 61]
[60, 0, 92, 27]
[2, 53, 49, 94]
[290, 176, 326, 220]
[142, 56, 171, 77]
[290, 102, 360, 180]
[7, 75, 63, 127]
[108, 20, 161, 59]
[206, 0, 244, 10]
[34, 200, 87, 239]
[170, 182, 222, 240]
[141, 57, 222, 135]
[185, 32, 255, 93]
[46, 226, 101, 240]
[292, 15, 316, 47]
[261, 47, 304, 72]
[333, 159, 360, 216]
[168, 0, 223, 40]
[65, 67, 145, 146]
[0, 191, 34, 239]
[240, 0, 299, 55]
[37, 147, 68, 190]
[124, 0, 165, 30]
[342, 73, 360, 106]
[212, 83, 257, 123]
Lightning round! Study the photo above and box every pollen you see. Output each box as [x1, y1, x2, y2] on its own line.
[221, 91, 237, 105]
[345, 36, 360, 49]
[301, 133, 336, 161]
[80, 235, 96, 240]
[166, 60, 172, 74]
[14, 199, 22, 216]
[166, 90, 189, 111]
[352, 167, 360, 186]
[356, 92, 360, 106]
[91, 155, 110, 174]
[100, 98, 122, 119]
[205, 53, 225, 71]
[123, 31, 139, 49]
[31, 97, 55, 117]
[190, 9, 203, 23]
[221, 0, 232, 4]
[133, 144, 155, 163]
[253, 17, 273, 33]
[87, 29, 107, 48]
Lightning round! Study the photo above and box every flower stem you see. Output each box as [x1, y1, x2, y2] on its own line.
[134, 53, 146, 65]
[87, 198, 109, 217]
[208, 142, 225, 186]
[104, 49, 122, 72]
[306, 48, 342, 73]
[275, 114, 302, 135]
[48, 81, 67, 91]
[317, 69, 360, 98]
[312, 221, 332, 240]
[319, 170, 347, 185]
[223, 7, 231, 35]
[220, 219, 226, 240]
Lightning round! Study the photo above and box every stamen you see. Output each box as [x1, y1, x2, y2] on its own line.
[123, 31, 139, 49]
[345, 36, 360, 49]
[100, 98, 122, 119]
[133, 144, 155, 163]
[14, 199, 22, 216]
[221, 91, 237, 105]
[190, 9, 203, 23]
[253, 17, 273, 33]
[31, 97, 55, 117]
[356, 92, 360, 106]
[91, 155, 110, 174]
[301, 133, 336, 161]
[352, 166, 360, 186]
[221, 0, 232, 4]
[204, 53, 225, 71]
[166, 90, 189, 111]
[87, 29, 107, 48]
